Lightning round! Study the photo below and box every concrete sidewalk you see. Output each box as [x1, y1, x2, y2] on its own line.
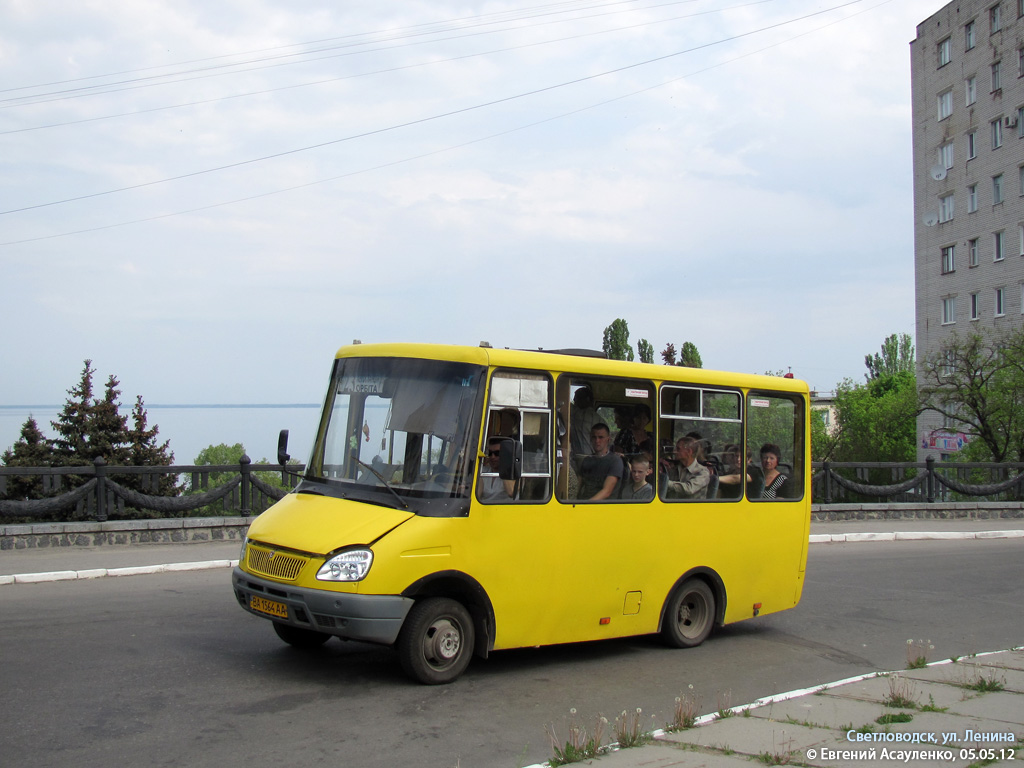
[532, 649, 1024, 768]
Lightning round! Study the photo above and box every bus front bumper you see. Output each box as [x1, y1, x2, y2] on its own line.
[232, 567, 414, 646]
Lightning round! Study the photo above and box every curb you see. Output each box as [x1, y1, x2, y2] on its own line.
[0, 559, 239, 585]
[809, 529, 1024, 543]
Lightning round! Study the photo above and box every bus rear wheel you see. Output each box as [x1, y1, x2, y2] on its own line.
[662, 579, 715, 648]
[397, 597, 475, 685]
[273, 622, 331, 648]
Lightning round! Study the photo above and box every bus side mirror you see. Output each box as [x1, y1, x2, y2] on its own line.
[498, 439, 522, 481]
[278, 429, 290, 466]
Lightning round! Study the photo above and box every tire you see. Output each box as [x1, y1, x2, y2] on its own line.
[662, 578, 715, 648]
[273, 621, 331, 649]
[397, 597, 475, 685]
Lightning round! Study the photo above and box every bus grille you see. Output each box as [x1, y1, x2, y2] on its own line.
[247, 547, 307, 581]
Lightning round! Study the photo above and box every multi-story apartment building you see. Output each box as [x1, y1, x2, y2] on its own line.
[911, 0, 1024, 459]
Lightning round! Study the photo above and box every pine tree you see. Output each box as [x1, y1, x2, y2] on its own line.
[1, 416, 52, 499]
[50, 359, 95, 465]
[89, 374, 130, 464]
[125, 395, 178, 495]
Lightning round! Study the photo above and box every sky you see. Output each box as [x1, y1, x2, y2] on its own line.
[1, 0, 941, 415]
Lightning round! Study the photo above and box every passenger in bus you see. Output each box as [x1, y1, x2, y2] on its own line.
[614, 403, 653, 455]
[621, 456, 654, 501]
[660, 436, 710, 500]
[716, 444, 749, 499]
[577, 423, 623, 500]
[759, 443, 788, 499]
[569, 386, 598, 461]
[478, 437, 514, 501]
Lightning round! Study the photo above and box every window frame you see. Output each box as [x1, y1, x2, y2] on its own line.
[938, 89, 954, 121]
[994, 174, 1005, 204]
[942, 296, 957, 325]
[968, 184, 978, 213]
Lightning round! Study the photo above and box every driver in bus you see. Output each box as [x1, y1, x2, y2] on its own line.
[478, 437, 514, 501]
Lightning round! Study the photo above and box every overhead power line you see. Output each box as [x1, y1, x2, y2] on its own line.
[0, 0, 864, 220]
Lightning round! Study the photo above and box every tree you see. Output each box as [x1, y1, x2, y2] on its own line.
[88, 374, 130, 464]
[637, 338, 654, 364]
[919, 329, 1024, 463]
[1, 417, 51, 500]
[602, 319, 634, 361]
[660, 343, 677, 365]
[125, 395, 177, 495]
[679, 342, 703, 369]
[865, 333, 915, 381]
[831, 372, 918, 463]
[50, 359, 96, 464]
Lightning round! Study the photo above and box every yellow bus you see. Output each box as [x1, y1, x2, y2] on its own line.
[232, 342, 810, 684]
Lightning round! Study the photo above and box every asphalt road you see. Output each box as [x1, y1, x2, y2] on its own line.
[1, 539, 1021, 768]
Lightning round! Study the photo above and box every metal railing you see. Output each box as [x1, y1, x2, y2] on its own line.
[0, 456, 304, 522]
[4, 457, 1024, 522]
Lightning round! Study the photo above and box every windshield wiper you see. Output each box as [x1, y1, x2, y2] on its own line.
[351, 454, 409, 510]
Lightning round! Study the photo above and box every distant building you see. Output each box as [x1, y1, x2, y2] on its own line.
[810, 391, 838, 435]
[911, 0, 1024, 460]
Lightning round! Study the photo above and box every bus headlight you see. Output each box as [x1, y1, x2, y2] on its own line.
[316, 549, 373, 582]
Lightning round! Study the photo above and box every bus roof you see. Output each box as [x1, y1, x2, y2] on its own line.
[333, 342, 809, 394]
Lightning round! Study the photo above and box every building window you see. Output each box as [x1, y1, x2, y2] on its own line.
[992, 118, 1003, 148]
[968, 184, 978, 212]
[938, 90, 953, 120]
[939, 142, 954, 169]
[970, 237, 980, 266]
[995, 287, 1006, 316]
[992, 61, 1002, 91]
[1020, 165, 1024, 196]
[994, 174, 1004, 204]
[971, 292, 981, 319]
[967, 130, 978, 158]
[995, 230, 1005, 260]
[938, 37, 951, 66]
[1019, 46, 1024, 76]
[939, 193, 955, 222]
[991, 3, 1002, 33]
[1020, 222, 1024, 255]
[942, 296, 957, 324]
[1018, 106, 1024, 138]
[942, 245, 956, 273]
[966, 20, 977, 48]
[966, 76, 977, 105]
[1018, 0, 1023, 17]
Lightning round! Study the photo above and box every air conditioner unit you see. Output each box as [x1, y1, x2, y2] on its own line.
[1004, 114, 1018, 128]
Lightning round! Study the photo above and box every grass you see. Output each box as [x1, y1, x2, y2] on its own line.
[919, 694, 948, 713]
[876, 712, 914, 725]
[905, 638, 934, 670]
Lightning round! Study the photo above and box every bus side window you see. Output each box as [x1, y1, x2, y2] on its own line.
[659, 386, 742, 501]
[746, 392, 804, 501]
[479, 371, 553, 504]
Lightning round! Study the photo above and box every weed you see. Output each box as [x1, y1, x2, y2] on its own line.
[883, 674, 918, 709]
[876, 712, 914, 725]
[964, 670, 1006, 693]
[714, 690, 734, 720]
[613, 708, 651, 749]
[756, 733, 797, 765]
[852, 724, 875, 735]
[667, 687, 702, 731]
[906, 638, 934, 669]
[545, 708, 605, 766]
[919, 694, 948, 713]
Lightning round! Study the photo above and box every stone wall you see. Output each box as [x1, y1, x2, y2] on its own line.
[0, 516, 257, 551]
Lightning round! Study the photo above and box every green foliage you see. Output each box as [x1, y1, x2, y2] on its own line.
[679, 341, 702, 368]
[830, 372, 918, 464]
[920, 328, 1024, 462]
[602, 319, 634, 361]
[865, 333, 915, 381]
[661, 343, 677, 365]
[637, 338, 654, 364]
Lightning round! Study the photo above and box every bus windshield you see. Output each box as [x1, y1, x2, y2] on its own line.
[306, 357, 484, 510]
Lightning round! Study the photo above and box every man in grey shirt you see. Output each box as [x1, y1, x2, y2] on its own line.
[661, 436, 709, 500]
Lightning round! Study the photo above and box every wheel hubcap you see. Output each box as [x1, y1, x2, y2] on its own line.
[423, 618, 461, 666]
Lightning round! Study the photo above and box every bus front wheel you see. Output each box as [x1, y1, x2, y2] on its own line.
[397, 597, 475, 684]
[662, 579, 715, 648]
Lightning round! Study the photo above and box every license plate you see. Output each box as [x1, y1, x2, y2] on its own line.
[250, 595, 288, 619]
